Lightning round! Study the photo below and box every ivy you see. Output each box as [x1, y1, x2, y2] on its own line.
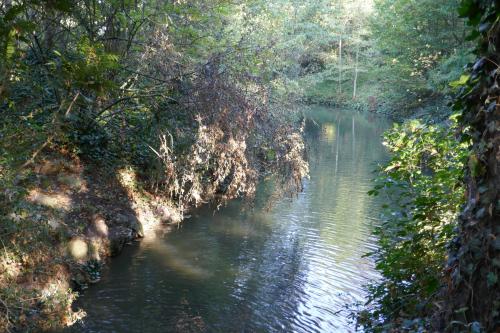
[437, 0, 500, 330]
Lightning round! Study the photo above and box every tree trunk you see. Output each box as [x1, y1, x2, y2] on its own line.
[353, 46, 359, 100]
[338, 37, 342, 95]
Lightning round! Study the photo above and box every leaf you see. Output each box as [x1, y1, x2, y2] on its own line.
[450, 75, 470, 88]
[51, 0, 72, 12]
[265, 149, 276, 160]
[454, 307, 469, 314]
[457, 0, 473, 17]
[465, 30, 481, 41]
[5, 39, 15, 60]
[487, 272, 498, 287]
[472, 58, 486, 71]
[4, 4, 25, 22]
[384, 164, 400, 172]
[486, 102, 496, 113]
[470, 321, 482, 333]
[469, 12, 483, 27]
[479, 22, 491, 33]
[468, 154, 482, 177]
[492, 258, 500, 268]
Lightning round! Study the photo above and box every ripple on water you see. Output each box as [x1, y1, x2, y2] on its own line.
[67, 108, 389, 333]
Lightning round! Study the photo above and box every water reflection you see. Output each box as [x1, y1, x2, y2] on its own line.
[67, 106, 389, 333]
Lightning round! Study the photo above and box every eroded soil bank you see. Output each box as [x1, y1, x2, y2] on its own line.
[65, 107, 390, 332]
[1, 150, 182, 331]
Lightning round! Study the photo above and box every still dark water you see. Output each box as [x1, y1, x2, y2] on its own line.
[68, 107, 390, 333]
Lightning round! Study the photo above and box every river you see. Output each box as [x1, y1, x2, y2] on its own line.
[67, 106, 390, 332]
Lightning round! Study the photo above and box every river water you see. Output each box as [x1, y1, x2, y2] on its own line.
[69, 107, 390, 333]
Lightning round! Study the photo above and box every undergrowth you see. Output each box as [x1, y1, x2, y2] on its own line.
[359, 117, 469, 331]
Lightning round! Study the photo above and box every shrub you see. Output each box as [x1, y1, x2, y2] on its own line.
[359, 117, 469, 331]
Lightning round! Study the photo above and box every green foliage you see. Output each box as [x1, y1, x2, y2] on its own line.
[369, 0, 472, 115]
[0, 0, 311, 330]
[299, 0, 375, 104]
[295, 0, 473, 117]
[435, 0, 500, 330]
[428, 51, 473, 91]
[360, 118, 469, 331]
[61, 38, 119, 93]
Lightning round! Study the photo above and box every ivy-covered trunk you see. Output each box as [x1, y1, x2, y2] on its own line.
[438, 1, 500, 331]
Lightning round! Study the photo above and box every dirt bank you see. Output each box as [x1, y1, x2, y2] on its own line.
[0, 151, 182, 331]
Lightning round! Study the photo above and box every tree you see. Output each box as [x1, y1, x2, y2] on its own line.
[437, 1, 500, 331]
[369, 0, 471, 114]
[0, 1, 312, 330]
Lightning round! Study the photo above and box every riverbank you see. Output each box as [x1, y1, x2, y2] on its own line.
[302, 95, 453, 123]
[0, 150, 184, 331]
[64, 107, 390, 332]
[1, 114, 309, 332]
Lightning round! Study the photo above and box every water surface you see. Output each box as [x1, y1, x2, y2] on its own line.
[70, 107, 389, 332]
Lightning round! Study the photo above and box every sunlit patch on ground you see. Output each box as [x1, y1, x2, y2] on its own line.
[68, 239, 89, 260]
[0, 250, 22, 281]
[28, 189, 73, 210]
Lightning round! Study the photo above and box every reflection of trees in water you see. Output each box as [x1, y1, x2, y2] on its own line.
[190, 204, 309, 332]
[174, 107, 391, 331]
[306, 109, 388, 168]
[227, 231, 306, 332]
[304, 107, 389, 269]
[73, 108, 389, 332]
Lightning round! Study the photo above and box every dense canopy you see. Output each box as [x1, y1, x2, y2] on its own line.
[1, 0, 498, 331]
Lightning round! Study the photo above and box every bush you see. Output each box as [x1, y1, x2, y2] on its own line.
[359, 117, 469, 331]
